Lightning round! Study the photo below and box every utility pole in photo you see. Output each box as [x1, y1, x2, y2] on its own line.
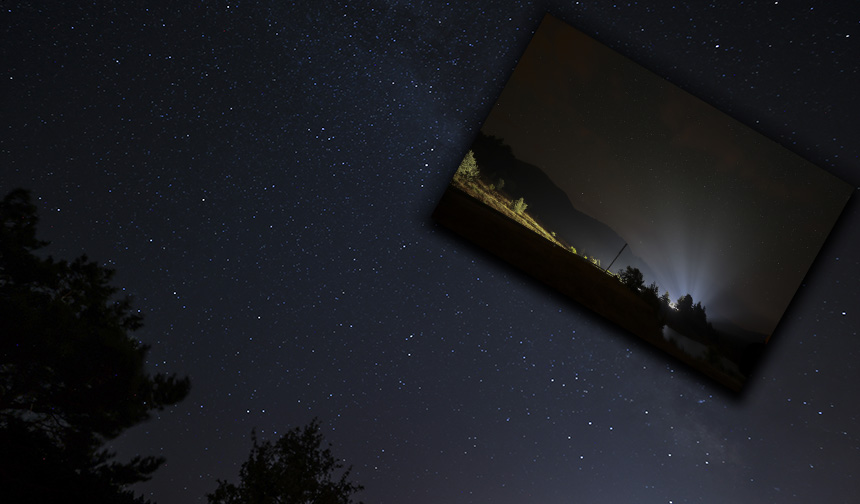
[604, 242, 627, 273]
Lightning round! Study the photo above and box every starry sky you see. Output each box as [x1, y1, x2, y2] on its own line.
[2, 2, 859, 504]
[477, 14, 852, 336]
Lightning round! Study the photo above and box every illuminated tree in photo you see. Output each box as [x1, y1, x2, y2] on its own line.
[511, 197, 528, 214]
[455, 149, 479, 182]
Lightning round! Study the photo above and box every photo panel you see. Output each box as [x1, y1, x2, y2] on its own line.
[433, 13, 853, 391]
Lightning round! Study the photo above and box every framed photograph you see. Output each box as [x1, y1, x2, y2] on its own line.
[433, 13, 852, 391]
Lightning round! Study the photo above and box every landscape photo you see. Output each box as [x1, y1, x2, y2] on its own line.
[433, 14, 853, 392]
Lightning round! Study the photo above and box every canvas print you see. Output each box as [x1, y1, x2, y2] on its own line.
[433, 14, 852, 391]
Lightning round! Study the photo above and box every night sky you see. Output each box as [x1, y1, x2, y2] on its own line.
[2, 2, 859, 504]
[479, 14, 852, 336]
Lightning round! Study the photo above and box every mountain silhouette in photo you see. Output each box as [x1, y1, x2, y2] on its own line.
[471, 131, 656, 280]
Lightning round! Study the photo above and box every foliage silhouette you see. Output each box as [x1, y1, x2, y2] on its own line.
[675, 293, 694, 313]
[208, 419, 364, 504]
[618, 266, 645, 292]
[669, 293, 715, 340]
[640, 281, 661, 312]
[0, 189, 190, 503]
[660, 291, 671, 307]
[471, 131, 515, 170]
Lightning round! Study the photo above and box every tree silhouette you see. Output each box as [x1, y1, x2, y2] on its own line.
[472, 131, 515, 165]
[470, 131, 517, 184]
[675, 294, 694, 313]
[640, 281, 661, 311]
[0, 189, 190, 503]
[618, 266, 645, 292]
[660, 291, 671, 307]
[208, 419, 364, 504]
[668, 293, 715, 340]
